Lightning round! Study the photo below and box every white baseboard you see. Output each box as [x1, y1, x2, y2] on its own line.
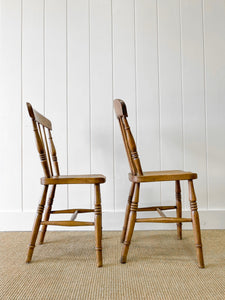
[0, 210, 224, 231]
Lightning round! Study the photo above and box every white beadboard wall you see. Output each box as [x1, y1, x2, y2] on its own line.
[0, 0, 225, 231]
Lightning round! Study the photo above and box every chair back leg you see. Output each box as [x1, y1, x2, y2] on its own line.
[39, 185, 56, 244]
[121, 183, 135, 243]
[175, 181, 182, 240]
[121, 183, 140, 264]
[26, 185, 49, 263]
[188, 180, 205, 268]
[94, 184, 103, 267]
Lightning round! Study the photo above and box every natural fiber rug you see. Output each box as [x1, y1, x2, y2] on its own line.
[0, 230, 224, 299]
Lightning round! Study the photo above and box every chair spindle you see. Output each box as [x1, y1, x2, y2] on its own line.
[48, 129, 60, 176]
[43, 126, 53, 176]
[32, 119, 50, 178]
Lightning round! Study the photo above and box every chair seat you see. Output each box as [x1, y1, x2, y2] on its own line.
[129, 170, 197, 183]
[41, 174, 106, 185]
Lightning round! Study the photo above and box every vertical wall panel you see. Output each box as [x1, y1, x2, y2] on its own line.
[67, 0, 91, 209]
[113, 0, 137, 211]
[0, 0, 22, 211]
[157, 0, 183, 206]
[135, 0, 161, 207]
[22, 0, 44, 211]
[90, 0, 114, 211]
[45, 0, 67, 209]
[204, 0, 225, 209]
[181, 0, 207, 210]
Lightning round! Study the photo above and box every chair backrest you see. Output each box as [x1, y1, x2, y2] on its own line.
[26, 103, 60, 178]
[114, 99, 143, 176]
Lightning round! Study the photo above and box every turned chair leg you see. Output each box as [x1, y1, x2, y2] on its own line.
[175, 180, 182, 240]
[94, 184, 103, 267]
[121, 183, 135, 243]
[121, 183, 140, 264]
[26, 185, 49, 263]
[188, 180, 205, 268]
[39, 185, 56, 244]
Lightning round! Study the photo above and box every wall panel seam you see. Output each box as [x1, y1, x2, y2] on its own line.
[88, 0, 92, 208]
[21, 0, 23, 212]
[111, 0, 115, 212]
[179, 0, 185, 172]
[156, 0, 162, 205]
[134, 0, 138, 141]
[43, 0, 45, 114]
[66, 0, 69, 208]
[201, 0, 209, 209]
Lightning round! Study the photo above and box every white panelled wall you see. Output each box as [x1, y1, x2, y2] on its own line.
[0, 0, 225, 230]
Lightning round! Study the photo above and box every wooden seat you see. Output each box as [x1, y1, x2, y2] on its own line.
[41, 174, 105, 185]
[26, 103, 105, 267]
[129, 170, 197, 183]
[114, 99, 205, 268]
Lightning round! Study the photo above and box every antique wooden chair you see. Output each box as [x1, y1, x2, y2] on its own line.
[26, 103, 105, 267]
[114, 99, 204, 268]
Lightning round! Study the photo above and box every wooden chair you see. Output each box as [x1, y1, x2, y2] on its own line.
[114, 99, 204, 268]
[26, 103, 105, 267]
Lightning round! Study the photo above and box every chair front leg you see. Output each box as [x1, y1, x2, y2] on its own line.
[121, 183, 135, 243]
[188, 180, 205, 268]
[94, 184, 103, 267]
[121, 183, 140, 264]
[26, 185, 49, 263]
[39, 185, 56, 244]
[175, 180, 182, 240]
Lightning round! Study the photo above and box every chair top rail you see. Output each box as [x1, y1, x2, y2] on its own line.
[27, 102, 52, 130]
[114, 99, 128, 119]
